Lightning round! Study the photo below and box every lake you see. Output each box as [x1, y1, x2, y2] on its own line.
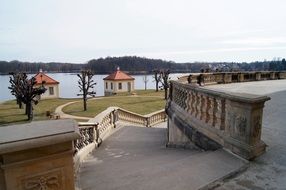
[0, 73, 187, 102]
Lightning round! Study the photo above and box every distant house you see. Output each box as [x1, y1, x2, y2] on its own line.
[103, 68, 135, 96]
[34, 71, 60, 99]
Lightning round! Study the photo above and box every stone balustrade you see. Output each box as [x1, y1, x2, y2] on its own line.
[117, 108, 166, 127]
[118, 109, 146, 126]
[178, 71, 286, 85]
[0, 119, 80, 190]
[166, 81, 270, 160]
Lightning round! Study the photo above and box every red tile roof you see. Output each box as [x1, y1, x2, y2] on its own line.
[103, 69, 134, 81]
[34, 72, 59, 85]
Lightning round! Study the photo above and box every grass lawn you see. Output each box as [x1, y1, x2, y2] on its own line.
[0, 90, 166, 126]
[63, 96, 166, 117]
[0, 98, 76, 126]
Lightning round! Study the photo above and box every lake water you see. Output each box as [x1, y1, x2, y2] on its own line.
[0, 73, 187, 102]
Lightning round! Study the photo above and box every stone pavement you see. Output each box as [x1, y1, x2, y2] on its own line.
[76, 124, 247, 190]
[205, 79, 286, 95]
[206, 80, 286, 190]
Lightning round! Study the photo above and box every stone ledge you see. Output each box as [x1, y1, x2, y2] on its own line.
[0, 119, 80, 154]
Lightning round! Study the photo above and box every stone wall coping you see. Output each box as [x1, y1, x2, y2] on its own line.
[88, 107, 165, 124]
[144, 109, 165, 117]
[89, 107, 118, 123]
[172, 81, 271, 104]
[181, 71, 283, 75]
[0, 119, 80, 154]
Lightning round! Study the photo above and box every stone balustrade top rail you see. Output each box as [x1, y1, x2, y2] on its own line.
[0, 119, 79, 154]
[178, 71, 286, 85]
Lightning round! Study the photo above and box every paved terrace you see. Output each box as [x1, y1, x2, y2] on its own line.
[206, 80, 286, 190]
[77, 80, 286, 190]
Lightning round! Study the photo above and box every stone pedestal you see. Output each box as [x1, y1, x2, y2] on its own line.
[238, 73, 244, 82]
[270, 72, 276, 80]
[255, 72, 261, 81]
[224, 95, 269, 160]
[278, 72, 286, 79]
[0, 119, 80, 190]
[223, 73, 232, 83]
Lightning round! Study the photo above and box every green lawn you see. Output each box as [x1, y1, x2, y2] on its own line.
[63, 96, 166, 117]
[0, 90, 166, 126]
[0, 98, 75, 126]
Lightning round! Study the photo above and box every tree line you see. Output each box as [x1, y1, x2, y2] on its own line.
[0, 60, 82, 74]
[1, 56, 286, 74]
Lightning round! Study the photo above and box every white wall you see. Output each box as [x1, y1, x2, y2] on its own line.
[104, 80, 134, 95]
[37, 84, 59, 99]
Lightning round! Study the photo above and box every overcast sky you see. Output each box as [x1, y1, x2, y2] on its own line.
[1, 0, 286, 63]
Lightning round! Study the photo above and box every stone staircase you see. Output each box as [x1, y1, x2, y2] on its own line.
[76, 123, 247, 190]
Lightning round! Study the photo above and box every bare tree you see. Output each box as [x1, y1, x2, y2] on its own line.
[9, 72, 46, 120]
[8, 72, 25, 109]
[153, 69, 160, 92]
[77, 70, 96, 111]
[142, 75, 149, 90]
[159, 69, 170, 100]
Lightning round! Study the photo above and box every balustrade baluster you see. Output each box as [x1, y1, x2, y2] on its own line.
[214, 98, 226, 130]
[208, 96, 215, 127]
[195, 92, 200, 118]
[190, 91, 195, 116]
[200, 93, 206, 121]
[188, 91, 193, 114]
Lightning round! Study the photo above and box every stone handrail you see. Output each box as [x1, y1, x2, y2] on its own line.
[73, 107, 166, 172]
[166, 81, 270, 160]
[178, 71, 286, 85]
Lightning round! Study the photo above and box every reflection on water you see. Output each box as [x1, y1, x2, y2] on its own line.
[0, 73, 186, 101]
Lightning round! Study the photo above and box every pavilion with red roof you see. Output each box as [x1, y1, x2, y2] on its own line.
[34, 69, 60, 99]
[103, 67, 135, 96]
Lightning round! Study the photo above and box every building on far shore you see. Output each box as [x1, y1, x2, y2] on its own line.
[103, 68, 135, 96]
[34, 70, 60, 99]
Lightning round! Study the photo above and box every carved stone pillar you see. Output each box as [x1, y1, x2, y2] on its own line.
[223, 73, 232, 83]
[238, 73, 244, 82]
[0, 119, 80, 190]
[278, 71, 286, 79]
[224, 95, 270, 160]
[270, 72, 276, 80]
[255, 72, 261, 81]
